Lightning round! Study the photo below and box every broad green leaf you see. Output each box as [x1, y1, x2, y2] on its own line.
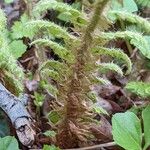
[9, 40, 27, 59]
[112, 112, 142, 150]
[123, 0, 138, 12]
[0, 136, 19, 150]
[125, 81, 150, 98]
[11, 14, 34, 39]
[142, 105, 150, 150]
[111, 0, 138, 12]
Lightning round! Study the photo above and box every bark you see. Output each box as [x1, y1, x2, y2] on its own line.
[0, 83, 35, 146]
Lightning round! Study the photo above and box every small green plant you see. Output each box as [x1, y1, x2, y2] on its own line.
[2, 0, 149, 148]
[11, 0, 150, 148]
[21, 0, 140, 148]
[0, 136, 19, 150]
[112, 105, 150, 150]
[125, 81, 150, 98]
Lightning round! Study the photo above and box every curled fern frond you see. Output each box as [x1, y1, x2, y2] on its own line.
[98, 62, 123, 76]
[33, 0, 87, 26]
[25, 20, 77, 41]
[125, 81, 150, 98]
[92, 47, 132, 75]
[31, 39, 75, 63]
[98, 31, 150, 59]
[109, 11, 150, 34]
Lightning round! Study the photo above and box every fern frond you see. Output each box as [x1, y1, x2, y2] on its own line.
[33, 0, 87, 26]
[125, 81, 150, 98]
[0, 9, 24, 95]
[40, 60, 65, 71]
[31, 39, 75, 63]
[0, 46, 24, 95]
[39, 60, 71, 77]
[92, 47, 132, 75]
[109, 11, 150, 33]
[98, 62, 123, 76]
[25, 20, 77, 41]
[99, 31, 150, 59]
[40, 68, 60, 81]
[3, 70, 23, 95]
[91, 76, 111, 85]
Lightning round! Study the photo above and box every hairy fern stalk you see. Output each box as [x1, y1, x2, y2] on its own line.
[23, 0, 135, 148]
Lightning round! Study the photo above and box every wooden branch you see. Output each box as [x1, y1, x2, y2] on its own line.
[0, 83, 35, 146]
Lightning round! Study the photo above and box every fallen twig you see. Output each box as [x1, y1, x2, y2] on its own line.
[0, 83, 35, 146]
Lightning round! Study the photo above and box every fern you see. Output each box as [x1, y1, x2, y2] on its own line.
[109, 10, 150, 34]
[31, 39, 75, 63]
[96, 31, 150, 59]
[125, 81, 150, 98]
[40, 68, 60, 81]
[25, 20, 77, 42]
[23, 0, 134, 147]
[92, 47, 132, 75]
[33, 0, 87, 26]
[39, 60, 70, 76]
[0, 9, 24, 95]
[91, 76, 111, 85]
[98, 62, 124, 76]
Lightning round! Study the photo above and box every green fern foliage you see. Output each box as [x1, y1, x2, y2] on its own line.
[22, 0, 132, 139]
[125, 81, 150, 98]
[91, 76, 111, 85]
[0, 9, 24, 95]
[98, 62, 124, 76]
[99, 31, 150, 59]
[92, 47, 132, 75]
[31, 39, 75, 63]
[33, 0, 87, 26]
[26, 20, 77, 41]
[109, 11, 150, 34]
